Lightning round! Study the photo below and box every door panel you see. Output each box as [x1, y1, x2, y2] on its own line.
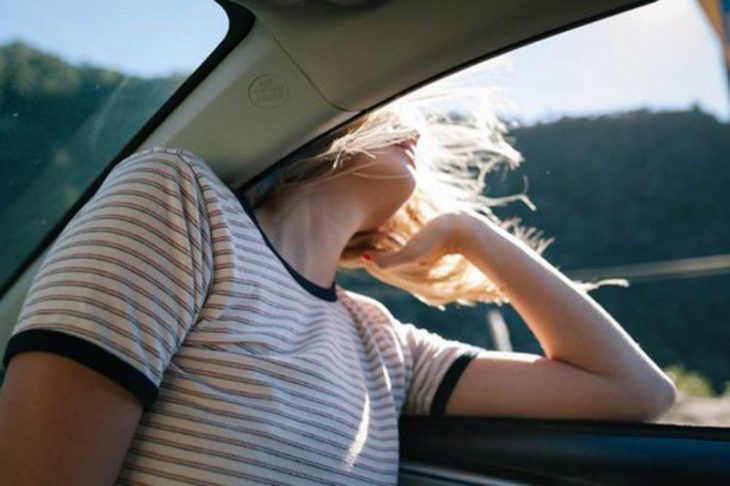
[399, 416, 730, 484]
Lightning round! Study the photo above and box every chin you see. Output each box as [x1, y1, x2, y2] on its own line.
[356, 152, 418, 231]
[396, 169, 418, 203]
[371, 188, 416, 232]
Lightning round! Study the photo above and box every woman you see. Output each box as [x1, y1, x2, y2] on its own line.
[0, 87, 676, 485]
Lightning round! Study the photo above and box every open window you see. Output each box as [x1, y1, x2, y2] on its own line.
[337, 0, 730, 430]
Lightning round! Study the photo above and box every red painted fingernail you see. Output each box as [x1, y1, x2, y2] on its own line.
[361, 252, 372, 261]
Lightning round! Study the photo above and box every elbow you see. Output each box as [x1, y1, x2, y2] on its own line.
[630, 375, 678, 422]
[649, 378, 678, 420]
[604, 367, 678, 422]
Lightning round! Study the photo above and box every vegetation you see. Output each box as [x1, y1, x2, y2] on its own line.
[0, 41, 184, 207]
[2, 42, 729, 397]
[665, 364, 715, 397]
[0, 42, 183, 285]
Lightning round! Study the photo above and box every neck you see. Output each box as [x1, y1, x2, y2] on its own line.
[253, 189, 366, 289]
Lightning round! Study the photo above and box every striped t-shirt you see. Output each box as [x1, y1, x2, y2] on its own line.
[3, 147, 482, 485]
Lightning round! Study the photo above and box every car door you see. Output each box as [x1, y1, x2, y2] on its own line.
[397, 416, 730, 484]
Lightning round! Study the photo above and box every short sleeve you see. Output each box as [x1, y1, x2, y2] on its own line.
[395, 321, 482, 416]
[2, 148, 213, 410]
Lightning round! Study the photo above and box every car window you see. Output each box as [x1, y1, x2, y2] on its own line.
[0, 0, 228, 290]
[337, 0, 730, 427]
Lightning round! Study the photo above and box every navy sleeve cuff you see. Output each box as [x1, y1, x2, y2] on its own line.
[2, 329, 158, 410]
[430, 350, 480, 416]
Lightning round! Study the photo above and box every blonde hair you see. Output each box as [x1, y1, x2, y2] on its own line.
[244, 84, 624, 310]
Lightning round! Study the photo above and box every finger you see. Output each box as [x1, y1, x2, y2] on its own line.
[369, 238, 427, 269]
[367, 250, 404, 269]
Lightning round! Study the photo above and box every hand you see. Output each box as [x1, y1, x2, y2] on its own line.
[363, 212, 469, 269]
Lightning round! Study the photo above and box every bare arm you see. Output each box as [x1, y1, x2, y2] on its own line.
[0, 352, 143, 485]
[367, 210, 677, 421]
[446, 210, 676, 420]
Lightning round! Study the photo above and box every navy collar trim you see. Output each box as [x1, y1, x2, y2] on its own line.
[236, 193, 338, 302]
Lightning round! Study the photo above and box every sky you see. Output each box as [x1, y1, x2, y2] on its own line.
[0, 0, 229, 77]
[459, 0, 730, 124]
[1, 0, 727, 124]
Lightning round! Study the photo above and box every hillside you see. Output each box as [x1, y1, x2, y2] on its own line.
[0, 41, 183, 208]
[0, 42, 184, 288]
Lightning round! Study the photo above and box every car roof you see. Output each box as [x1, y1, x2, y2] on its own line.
[141, 0, 652, 190]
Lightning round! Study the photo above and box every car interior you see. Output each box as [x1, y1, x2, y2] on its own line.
[1, 0, 729, 483]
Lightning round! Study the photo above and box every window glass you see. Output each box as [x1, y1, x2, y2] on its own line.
[0, 0, 228, 288]
[338, 0, 730, 427]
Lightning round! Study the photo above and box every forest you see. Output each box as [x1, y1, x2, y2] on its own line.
[2, 41, 729, 396]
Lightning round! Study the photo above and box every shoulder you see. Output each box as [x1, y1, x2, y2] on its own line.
[338, 287, 399, 325]
[109, 147, 215, 183]
[104, 147, 241, 212]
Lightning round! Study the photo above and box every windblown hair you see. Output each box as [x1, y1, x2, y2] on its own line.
[244, 84, 624, 310]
